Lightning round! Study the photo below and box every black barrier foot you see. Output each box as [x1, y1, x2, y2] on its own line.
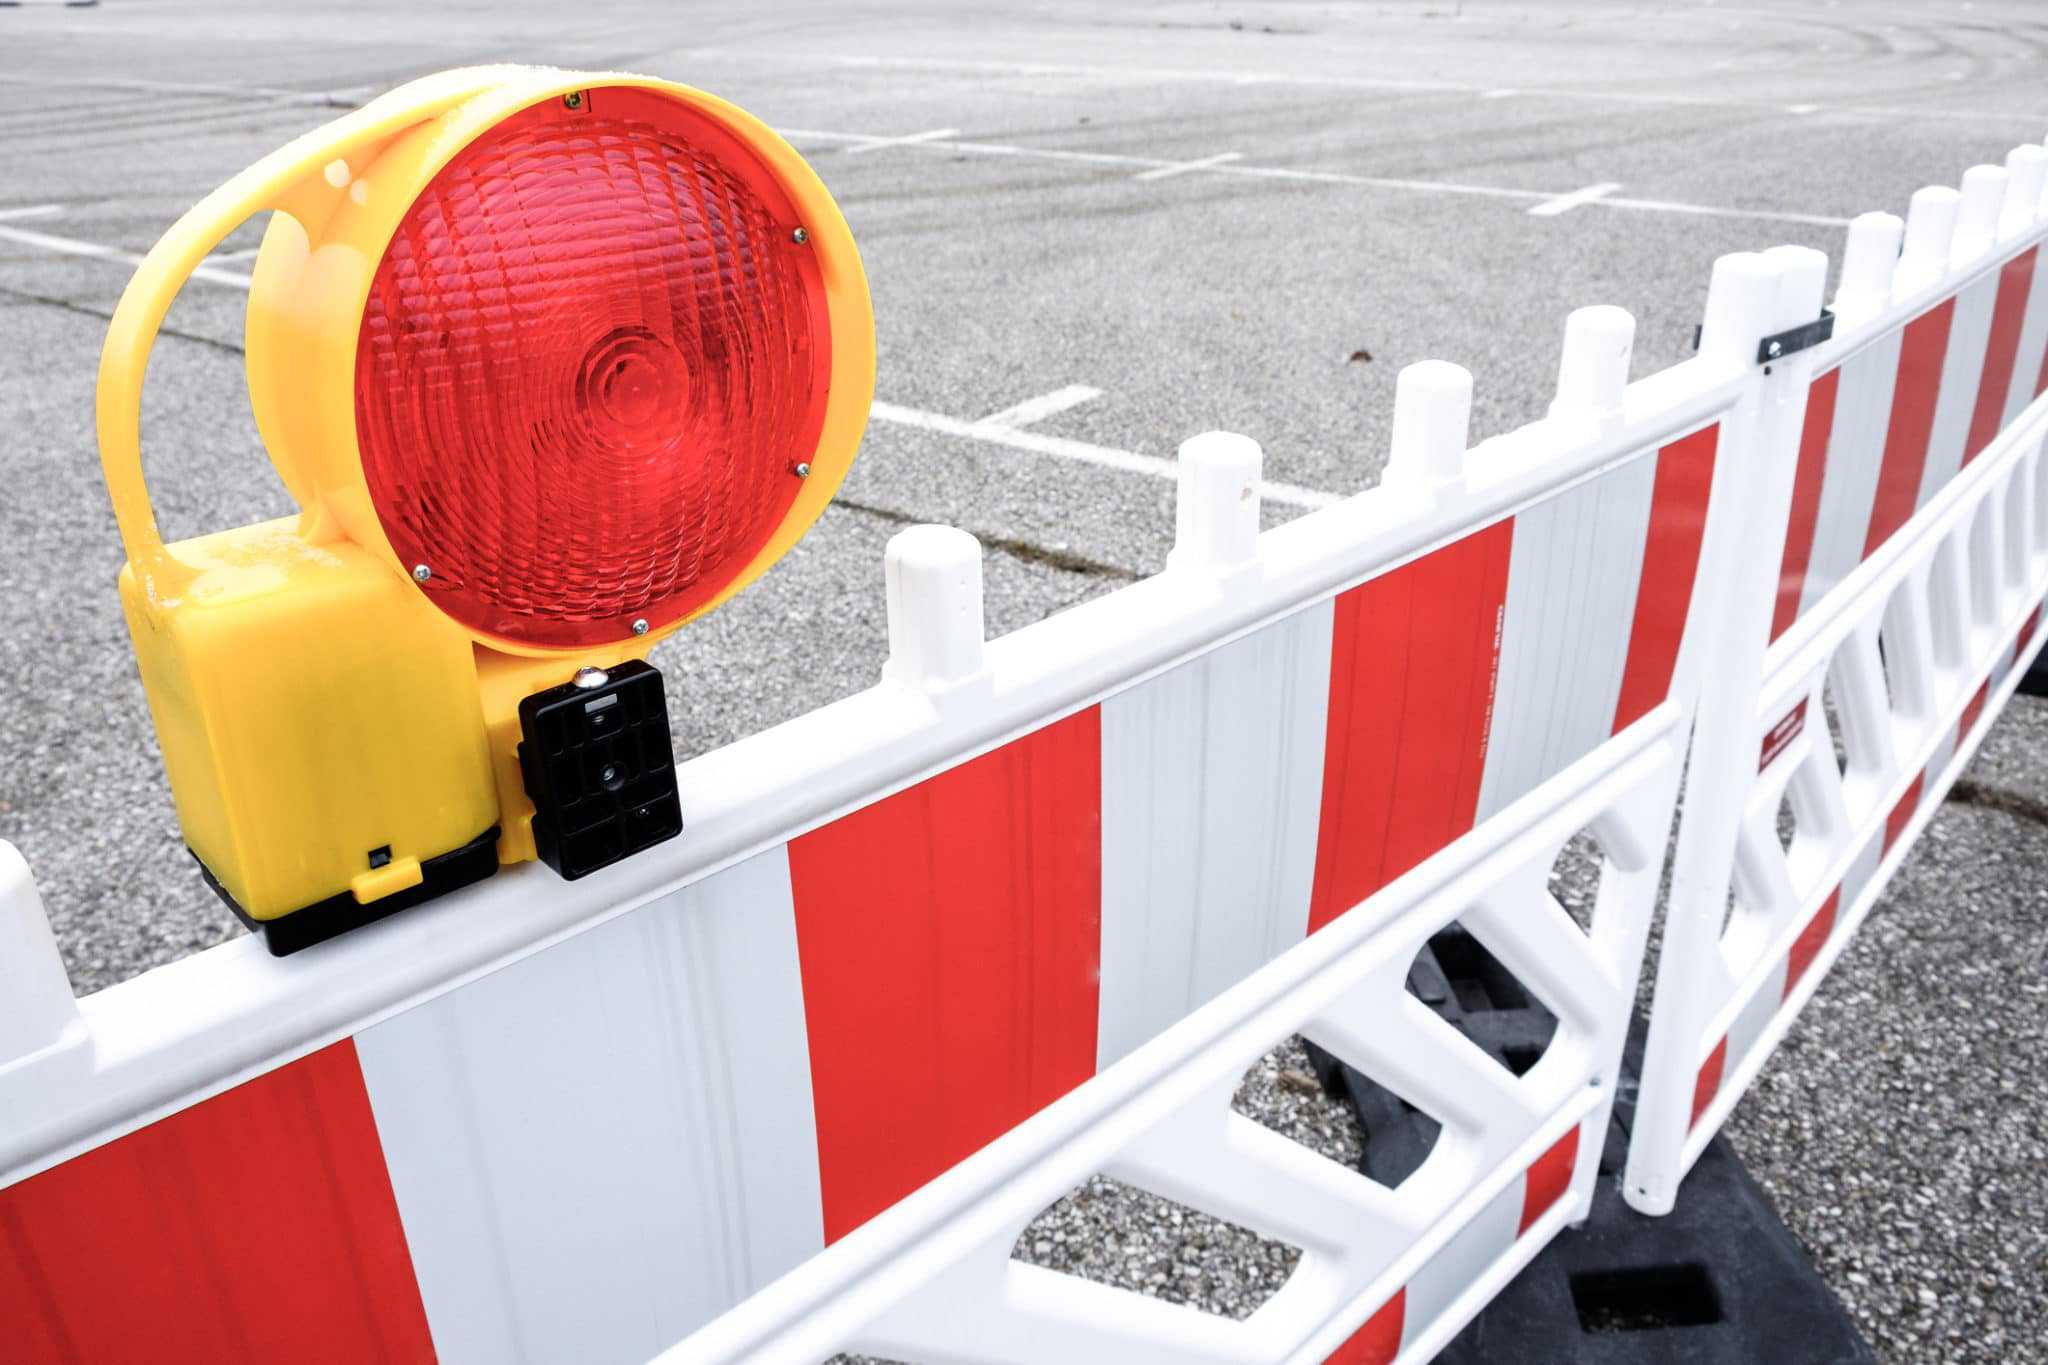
[1306, 931, 1875, 1364]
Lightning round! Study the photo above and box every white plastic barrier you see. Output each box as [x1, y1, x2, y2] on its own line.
[0, 244, 1795, 1362]
[2, 152, 2042, 1364]
[1625, 153, 2048, 1214]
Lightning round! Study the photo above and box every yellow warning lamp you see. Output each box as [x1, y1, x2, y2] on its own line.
[98, 67, 873, 953]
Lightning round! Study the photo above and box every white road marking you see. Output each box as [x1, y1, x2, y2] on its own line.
[0, 218, 1337, 511]
[1133, 152, 1244, 182]
[785, 127, 1850, 227]
[843, 127, 960, 155]
[1786, 103, 1821, 115]
[0, 72, 367, 107]
[683, 48, 2048, 127]
[1481, 88, 1519, 99]
[0, 223, 252, 288]
[1528, 181, 1623, 217]
[870, 401, 1339, 510]
[0, 205, 63, 223]
[975, 384, 1103, 429]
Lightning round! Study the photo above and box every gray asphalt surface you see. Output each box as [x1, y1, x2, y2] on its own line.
[3, 2, 2047, 1360]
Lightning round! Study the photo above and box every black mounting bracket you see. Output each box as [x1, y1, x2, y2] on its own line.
[1687, 308, 1836, 364]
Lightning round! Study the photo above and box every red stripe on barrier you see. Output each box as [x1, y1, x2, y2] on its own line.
[1324, 1290, 1405, 1365]
[1308, 520, 1513, 932]
[1865, 300, 1956, 557]
[1613, 424, 1720, 732]
[1773, 369, 1840, 642]
[0, 1041, 434, 1364]
[1518, 1126, 1581, 1235]
[1783, 888, 1841, 1000]
[1965, 247, 2038, 464]
[1690, 1037, 1727, 1131]
[2023, 605, 2043, 649]
[1959, 679, 1992, 740]
[788, 710, 1104, 1242]
[1884, 774, 1925, 854]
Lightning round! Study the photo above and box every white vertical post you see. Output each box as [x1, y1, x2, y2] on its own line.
[0, 841, 79, 1067]
[2000, 145, 2047, 241]
[1833, 212, 1905, 326]
[1166, 431, 1263, 575]
[1547, 305, 1634, 434]
[882, 526, 988, 693]
[1895, 185, 1960, 298]
[1626, 248, 1816, 1217]
[1950, 165, 2007, 267]
[1380, 360, 1471, 496]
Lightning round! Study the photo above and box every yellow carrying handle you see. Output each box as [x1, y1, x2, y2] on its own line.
[95, 67, 521, 606]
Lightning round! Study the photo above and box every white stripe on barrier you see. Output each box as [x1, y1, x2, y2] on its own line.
[1798, 330, 1903, 619]
[1096, 604, 1331, 1069]
[1918, 270, 1998, 508]
[1476, 455, 1655, 821]
[354, 848, 824, 1362]
[2001, 245, 2048, 429]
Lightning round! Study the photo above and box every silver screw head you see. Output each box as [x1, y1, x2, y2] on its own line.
[631, 618, 650, 636]
[791, 226, 809, 244]
[793, 461, 812, 478]
[412, 563, 432, 583]
[1768, 340, 1783, 357]
[573, 666, 609, 690]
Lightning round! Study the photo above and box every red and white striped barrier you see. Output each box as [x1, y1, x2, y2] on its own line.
[1625, 148, 2048, 1214]
[1, 259, 1778, 1360]
[5, 148, 2044, 1362]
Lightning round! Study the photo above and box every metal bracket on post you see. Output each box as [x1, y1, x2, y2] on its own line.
[1754, 309, 1835, 365]
[1688, 308, 1836, 363]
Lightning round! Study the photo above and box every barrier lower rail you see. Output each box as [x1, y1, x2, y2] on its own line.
[3, 140, 2046, 1365]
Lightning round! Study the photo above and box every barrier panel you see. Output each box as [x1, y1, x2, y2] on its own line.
[2, 146, 2042, 1364]
[1624, 149, 2048, 1215]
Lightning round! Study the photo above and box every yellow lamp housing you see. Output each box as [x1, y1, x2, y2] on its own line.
[99, 66, 875, 954]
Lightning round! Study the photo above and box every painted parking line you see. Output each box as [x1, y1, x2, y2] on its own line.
[0, 216, 1342, 513]
[0, 73, 369, 107]
[843, 128, 961, 156]
[871, 401, 1339, 511]
[1133, 152, 1244, 182]
[1528, 182, 1622, 217]
[0, 222, 253, 288]
[688, 48, 2046, 127]
[974, 384, 1103, 430]
[0, 205, 63, 223]
[780, 127, 1850, 228]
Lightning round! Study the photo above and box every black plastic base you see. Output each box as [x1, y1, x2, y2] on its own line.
[1440, 1023, 1874, 1363]
[195, 825, 501, 957]
[1308, 926, 1872, 1363]
[2019, 650, 2048, 698]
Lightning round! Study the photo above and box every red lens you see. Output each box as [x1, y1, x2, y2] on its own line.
[354, 87, 831, 648]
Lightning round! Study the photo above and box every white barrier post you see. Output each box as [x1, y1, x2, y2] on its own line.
[0, 842, 79, 1068]
[1999, 145, 2047, 242]
[1626, 247, 1828, 1216]
[1547, 304, 1634, 436]
[1833, 212, 1905, 326]
[882, 525, 989, 696]
[1379, 359, 1471, 498]
[1895, 185, 1960, 297]
[1166, 431, 1263, 579]
[1949, 164, 2008, 268]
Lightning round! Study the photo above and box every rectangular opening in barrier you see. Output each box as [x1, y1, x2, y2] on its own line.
[1569, 1263, 1723, 1333]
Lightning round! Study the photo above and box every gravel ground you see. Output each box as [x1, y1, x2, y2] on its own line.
[4, 3, 2048, 1361]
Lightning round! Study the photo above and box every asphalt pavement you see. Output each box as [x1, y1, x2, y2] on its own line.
[2, 3, 2046, 1360]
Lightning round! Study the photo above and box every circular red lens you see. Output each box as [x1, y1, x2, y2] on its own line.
[354, 87, 831, 648]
